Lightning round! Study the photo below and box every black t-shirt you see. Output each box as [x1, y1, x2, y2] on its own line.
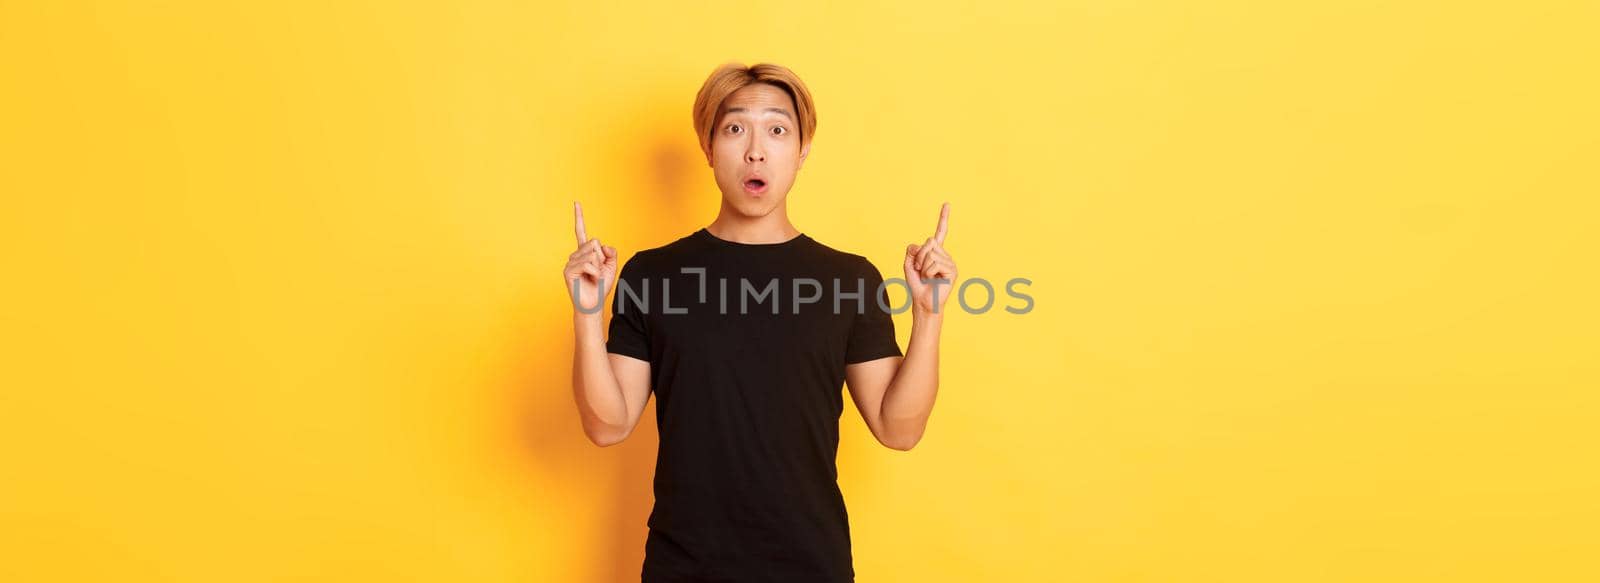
[606, 227, 903, 582]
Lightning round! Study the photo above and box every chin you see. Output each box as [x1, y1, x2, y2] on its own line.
[721, 198, 771, 217]
[726, 200, 770, 217]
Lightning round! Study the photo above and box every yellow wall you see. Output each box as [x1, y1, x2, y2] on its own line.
[2, 1, 1596, 581]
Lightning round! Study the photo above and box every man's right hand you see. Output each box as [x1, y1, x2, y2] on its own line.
[564, 201, 617, 314]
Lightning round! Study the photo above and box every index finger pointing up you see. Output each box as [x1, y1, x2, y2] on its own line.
[574, 201, 588, 244]
[934, 202, 950, 244]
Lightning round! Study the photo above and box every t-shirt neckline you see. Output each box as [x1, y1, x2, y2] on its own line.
[695, 227, 809, 249]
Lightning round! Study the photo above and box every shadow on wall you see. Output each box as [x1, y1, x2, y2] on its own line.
[512, 89, 705, 582]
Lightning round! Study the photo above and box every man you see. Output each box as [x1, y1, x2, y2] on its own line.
[563, 62, 956, 582]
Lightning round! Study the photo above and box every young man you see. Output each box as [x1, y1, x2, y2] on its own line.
[564, 62, 956, 582]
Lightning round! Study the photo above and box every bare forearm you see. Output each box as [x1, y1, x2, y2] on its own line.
[880, 307, 943, 447]
[572, 312, 628, 440]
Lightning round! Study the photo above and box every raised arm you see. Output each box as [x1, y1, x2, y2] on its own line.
[845, 202, 957, 451]
[565, 202, 652, 447]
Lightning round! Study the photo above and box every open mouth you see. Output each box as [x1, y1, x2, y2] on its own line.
[743, 178, 768, 194]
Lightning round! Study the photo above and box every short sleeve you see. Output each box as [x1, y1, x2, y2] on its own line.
[844, 258, 903, 364]
[605, 255, 652, 362]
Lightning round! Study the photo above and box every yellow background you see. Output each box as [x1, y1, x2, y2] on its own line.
[2, 1, 1596, 581]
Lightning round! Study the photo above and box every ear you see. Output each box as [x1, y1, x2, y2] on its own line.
[703, 144, 714, 167]
[798, 142, 811, 169]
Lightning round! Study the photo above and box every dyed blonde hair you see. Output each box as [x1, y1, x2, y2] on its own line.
[692, 62, 817, 156]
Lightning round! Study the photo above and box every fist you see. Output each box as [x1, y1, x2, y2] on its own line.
[903, 202, 958, 315]
[563, 201, 618, 313]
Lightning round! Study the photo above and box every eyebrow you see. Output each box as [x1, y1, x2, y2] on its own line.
[723, 107, 794, 121]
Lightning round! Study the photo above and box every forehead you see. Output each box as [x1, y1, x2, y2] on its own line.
[718, 83, 796, 116]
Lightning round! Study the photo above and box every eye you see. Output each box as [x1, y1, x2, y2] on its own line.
[726, 123, 743, 135]
[771, 126, 787, 136]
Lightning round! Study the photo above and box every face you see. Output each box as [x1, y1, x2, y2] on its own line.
[707, 83, 809, 217]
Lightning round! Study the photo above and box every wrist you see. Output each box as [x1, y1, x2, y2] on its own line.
[912, 304, 947, 322]
[573, 310, 605, 328]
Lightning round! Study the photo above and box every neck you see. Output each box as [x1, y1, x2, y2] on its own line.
[706, 201, 801, 244]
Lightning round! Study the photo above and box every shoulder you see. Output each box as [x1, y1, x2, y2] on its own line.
[804, 235, 882, 276]
[617, 231, 701, 274]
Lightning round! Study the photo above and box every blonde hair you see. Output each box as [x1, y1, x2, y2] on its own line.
[692, 62, 817, 156]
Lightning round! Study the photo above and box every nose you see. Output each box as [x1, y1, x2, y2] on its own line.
[744, 141, 765, 164]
